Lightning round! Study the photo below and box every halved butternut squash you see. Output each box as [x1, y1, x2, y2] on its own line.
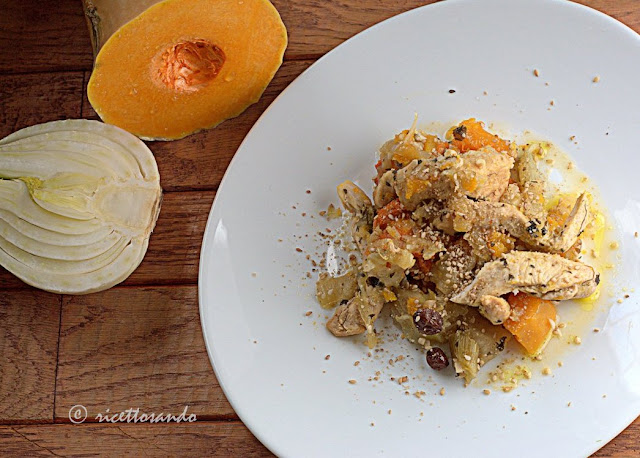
[83, 0, 288, 140]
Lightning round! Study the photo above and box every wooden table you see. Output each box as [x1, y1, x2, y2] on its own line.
[0, 0, 638, 455]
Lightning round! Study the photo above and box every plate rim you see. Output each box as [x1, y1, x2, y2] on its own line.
[198, 0, 640, 456]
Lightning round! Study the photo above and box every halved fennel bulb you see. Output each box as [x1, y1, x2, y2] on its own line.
[0, 120, 162, 294]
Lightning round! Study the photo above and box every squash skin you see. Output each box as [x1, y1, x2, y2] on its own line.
[85, 0, 288, 140]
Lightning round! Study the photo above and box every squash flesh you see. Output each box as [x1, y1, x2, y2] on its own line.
[87, 0, 288, 140]
[504, 293, 557, 356]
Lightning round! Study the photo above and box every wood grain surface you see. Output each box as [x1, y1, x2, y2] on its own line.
[0, 291, 60, 422]
[0, 423, 273, 457]
[55, 286, 235, 421]
[0, 0, 638, 456]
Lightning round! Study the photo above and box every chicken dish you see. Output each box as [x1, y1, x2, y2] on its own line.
[316, 118, 600, 383]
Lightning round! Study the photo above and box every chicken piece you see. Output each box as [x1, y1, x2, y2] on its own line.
[562, 239, 583, 262]
[337, 180, 374, 252]
[500, 183, 523, 208]
[515, 145, 547, 223]
[543, 192, 589, 253]
[394, 148, 514, 210]
[479, 295, 511, 325]
[432, 197, 524, 236]
[435, 194, 590, 254]
[326, 296, 366, 336]
[373, 169, 397, 208]
[451, 251, 599, 306]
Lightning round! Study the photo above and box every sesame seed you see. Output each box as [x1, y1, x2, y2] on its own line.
[533, 69, 540, 77]
[348, 379, 357, 384]
[483, 389, 491, 395]
[440, 387, 446, 396]
[305, 311, 312, 316]
[593, 75, 600, 83]
[325, 354, 330, 360]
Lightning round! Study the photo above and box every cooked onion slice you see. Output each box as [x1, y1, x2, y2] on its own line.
[0, 120, 162, 294]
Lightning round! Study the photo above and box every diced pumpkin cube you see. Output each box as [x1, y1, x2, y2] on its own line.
[504, 293, 557, 356]
[448, 118, 510, 153]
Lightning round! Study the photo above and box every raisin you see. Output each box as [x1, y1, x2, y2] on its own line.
[366, 276, 380, 287]
[413, 308, 443, 335]
[426, 347, 449, 371]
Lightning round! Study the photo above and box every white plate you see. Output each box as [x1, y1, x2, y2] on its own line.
[199, 0, 640, 456]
